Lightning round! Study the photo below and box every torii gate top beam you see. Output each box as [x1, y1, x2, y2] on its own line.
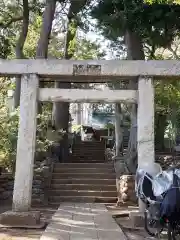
[0, 59, 180, 81]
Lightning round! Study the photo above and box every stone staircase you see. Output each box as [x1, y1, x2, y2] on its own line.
[48, 141, 117, 206]
[123, 135, 129, 148]
[71, 141, 106, 162]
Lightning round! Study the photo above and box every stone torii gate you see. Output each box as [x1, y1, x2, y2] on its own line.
[0, 59, 179, 227]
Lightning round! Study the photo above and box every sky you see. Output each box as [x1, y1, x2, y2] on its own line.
[55, 1, 117, 60]
[86, 31, 113, 59]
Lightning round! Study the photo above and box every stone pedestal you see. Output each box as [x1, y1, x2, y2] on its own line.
[0, 211, 45, 228]
[129, 211, 144, 228]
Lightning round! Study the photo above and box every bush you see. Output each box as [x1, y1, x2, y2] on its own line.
[0, 106, 19, 171]
[0, 106, 58, 172]
[71, 124, 81, 134]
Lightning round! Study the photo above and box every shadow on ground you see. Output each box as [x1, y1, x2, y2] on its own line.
[0, 203, 57, 240]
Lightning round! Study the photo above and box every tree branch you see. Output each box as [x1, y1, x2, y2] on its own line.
[169, 46, 180, 60]
[0, 1, 41, 29]
[0, 16, 23, 28]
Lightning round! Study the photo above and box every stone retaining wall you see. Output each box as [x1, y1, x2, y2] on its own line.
[0, 173, 14, 201]
[0, 153, 55, 205]
[32, 156, 54, 205]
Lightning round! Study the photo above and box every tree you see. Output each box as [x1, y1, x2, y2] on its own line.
[14, 0, 29, 108]
[153, 38, 180, 150]
[0, 0, 44, 106]
[36, 0, 57, 58]
[53, 0, 91, 160]
[91, 0, 180, 172]
[91, 0, 144, 172]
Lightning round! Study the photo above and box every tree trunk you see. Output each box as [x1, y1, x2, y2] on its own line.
[53, 4, 77, 160]
[170, 106, 177, 149]
[155, 113, 167, 151]
[77, 103, 81, 125]
[36, 0, 56, 58]
[115, 103, 123, 157]
[53, 0, 79, 130]
[35, 0, 56, 114]
[124, 29, 145, 173]
[14, 0, 29, 108]
[53, 0, 88, 160]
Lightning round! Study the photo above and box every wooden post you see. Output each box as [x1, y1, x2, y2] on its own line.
[137, 76, 155, 212]
[13, 74, 39, 212]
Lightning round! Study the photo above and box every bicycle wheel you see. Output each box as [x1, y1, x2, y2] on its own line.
[144, 210, 163, 237]
[168, 223, 177, 240]
[168, 223, 173, 240]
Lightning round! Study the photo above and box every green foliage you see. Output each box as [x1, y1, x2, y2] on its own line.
[36, 109, 57, 156]
[71, 125, 81, 133]
[0, 0, 108, 171]
[0, 105, 59, 171]
[0, 107, 19, 171]
[0, 83, 58, 171]
[74, 38, 106, 59]
[155, 80, 180, 114]
[104, 122, 114, 130]
[91, 0, 180, 48]
[0, 35, 11, 58]
[23, 16, 42, 58]
[153, 38, 180, 116]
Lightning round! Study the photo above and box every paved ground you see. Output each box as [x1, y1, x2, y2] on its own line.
[40, 203, 127, 240]
[0, 203, 165, 240]
[0, 205, 56, 240]
[114, 211, 169, 240]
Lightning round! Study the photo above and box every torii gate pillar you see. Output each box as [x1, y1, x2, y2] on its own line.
[137, 77, 161, 212]
[0, 74, 43, 227]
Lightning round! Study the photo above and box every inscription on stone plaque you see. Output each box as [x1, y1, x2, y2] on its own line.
[73, 64, 101, 75]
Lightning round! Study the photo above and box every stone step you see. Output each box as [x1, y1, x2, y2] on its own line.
[0, 179, 8, 183]
[69, 161, 106, 164]
[72, 156, 105, 160]
[72, 153, 105, 156]
[73, 141, 104, 145]
[31, 198, 45, 207]
[51, 183, 116, 191]
[49, 189, 117, 197]
[72, 150, 105, 154]
[70, 156, 105, 159]
[71, 151, 105, 154]
[71, 155, 105, 159]
[48, 195, 117, 203]
[72, 151, 105, 154]
[51, 178, 116, 185]
[70, 158, 105, 162]
[53, 167, 115, 174]
[73, 146, 104, 148]
[70, 160, 106, 163]
[72, 147, 105, 150]
[73, 144, 104, 147]
[54, 163, 114, 168]
[48, 202, 115, 208]
[52, 172, 116, 179]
